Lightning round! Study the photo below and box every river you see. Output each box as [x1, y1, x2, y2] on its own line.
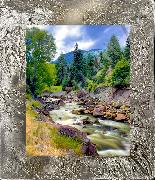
[49, 100, 130, 156]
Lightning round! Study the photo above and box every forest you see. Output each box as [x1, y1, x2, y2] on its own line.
[26, 27, 130, 157]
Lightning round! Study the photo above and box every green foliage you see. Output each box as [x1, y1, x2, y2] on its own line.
[102, 70, 113, 87]
[26, 93, 31, 100]
[31, 100, 42, 108]
[26, 27, 56, 63]
[57, 54, 69, 86]
[124, 36, 130, 61]
[70, 49, 86, 87]
[85, 53, 98, 79]
[111, 57, 130, 87]
[107, 35, 122, 68]
[99, 51, 111, 67]
[95, 66, 109, 84]
[51, 129, 83, 155]
[61, 76, 70, 89]
[41, 85, 62, 94]
[26, 27, 56, 96]
[33, 62, 58, 95]
[86, 79, 98, 92]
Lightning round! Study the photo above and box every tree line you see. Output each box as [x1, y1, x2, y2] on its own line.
[57, 35, 130, 91]
[26, 27, 130, 97]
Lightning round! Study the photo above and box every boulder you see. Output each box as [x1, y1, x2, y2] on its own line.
[93, 105, 106, 116]
[77, 89, 87, 99]
[59, 125, 87, 140]
[72, 109, 84, 115]
[65, 87, 73, 93]
[82, 139, 98, 156]
[84, 109, 92, 114]
[115, 113, 127, 121]
[58, 99, 65, 106]
[82, 117, 93, 125]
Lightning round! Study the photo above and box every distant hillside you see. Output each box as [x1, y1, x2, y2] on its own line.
[52, 49, 103, 65]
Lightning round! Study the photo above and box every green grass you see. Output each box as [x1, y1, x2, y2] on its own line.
[51, 129, 83, 155]
[26, 99, 83, 156]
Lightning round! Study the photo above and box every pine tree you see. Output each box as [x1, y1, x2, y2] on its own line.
[70, 45, 85, 87]
[86, 53, 97, 79]
[124, 36, 130, 61]
[57, 54, 68, 85]
[107, 35, 122, 68]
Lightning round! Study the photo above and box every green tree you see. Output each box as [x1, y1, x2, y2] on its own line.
[70, 48, 85, 87]
[26, 27, 56, 96]
[124, 36, 130, 61]
[85, 53, 97, 79]
[57, 54, 68, 85]
[100, 51, 111, 67]
[107, 35, 122, 68]
[111, 57, 130, 87]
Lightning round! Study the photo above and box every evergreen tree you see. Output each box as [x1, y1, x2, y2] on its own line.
[107, 35, 122, 68]
[57, 54, 68, 85]
[85, 53, 97, 79]
[124, 36, 130, 61]
[100, 51, 110, 67]
[70, 45, 85, 87]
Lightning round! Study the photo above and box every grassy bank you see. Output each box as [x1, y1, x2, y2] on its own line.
[26, 99, 83, 156]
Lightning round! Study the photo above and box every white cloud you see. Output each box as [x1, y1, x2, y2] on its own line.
[50, 25, 96, 60]
[78, 39, 96, 50]
[119, 35, 127, 47]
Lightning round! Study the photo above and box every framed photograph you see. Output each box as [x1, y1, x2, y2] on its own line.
[1, 0, 154, 179]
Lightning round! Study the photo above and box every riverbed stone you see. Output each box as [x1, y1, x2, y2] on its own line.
[93, 105, 106, 116]
[115, 113, 127, 121]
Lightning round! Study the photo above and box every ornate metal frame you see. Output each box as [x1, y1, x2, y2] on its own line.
[0, 0, 154, 179]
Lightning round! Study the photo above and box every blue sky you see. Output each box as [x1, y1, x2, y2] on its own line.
[27, 25, 130, 60]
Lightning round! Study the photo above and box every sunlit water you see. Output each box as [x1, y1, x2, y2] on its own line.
[49, 101, 130, 156]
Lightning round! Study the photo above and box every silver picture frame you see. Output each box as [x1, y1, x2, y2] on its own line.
[0, 0, 154, 179]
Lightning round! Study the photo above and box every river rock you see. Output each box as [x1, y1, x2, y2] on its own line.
[93, 105, 106, 116]
[72, 109, 84, 115]
[59, 125, 87, 139]
[77, 89, 87, 99]
[82, 117, 93, 125]
[115, 113, 127, 121]
[82, 139, 98, 156]
[65, 87, 73, 93]
[58, 99, 65, 106]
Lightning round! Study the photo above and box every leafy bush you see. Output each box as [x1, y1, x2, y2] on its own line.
[86, 79, 97, 92]
[31, 100, 42, 108]
[26, 93, 31, 100]
[102, 71, 113, 87]
[95, 65, 109, 84]
[41, 85, 62, 94]
[111, 57, 130, 87]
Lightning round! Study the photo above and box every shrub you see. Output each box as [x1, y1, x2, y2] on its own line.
[86, 79, 97, 92]
[111, 57, 130, 87]
[41, 85, 62, 94]
[26, 93, 31, 100]
[31, 100, 42, 108]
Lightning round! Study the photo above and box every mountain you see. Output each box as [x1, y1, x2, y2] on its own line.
[52, 49, 103, 65]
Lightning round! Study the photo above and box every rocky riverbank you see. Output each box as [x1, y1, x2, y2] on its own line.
[30, 88, 130, 157]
